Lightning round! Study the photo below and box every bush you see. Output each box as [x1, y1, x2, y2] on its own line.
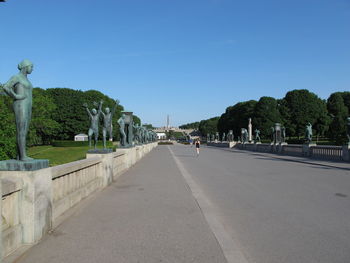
[52, 140, 114, 147]
[158, 141, 173, 145]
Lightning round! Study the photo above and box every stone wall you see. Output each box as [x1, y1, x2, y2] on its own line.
[0, 142, 157, 260]
[235, 143, 350, 162]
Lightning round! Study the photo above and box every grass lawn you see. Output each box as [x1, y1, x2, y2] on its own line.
[28, 145, 90, 166]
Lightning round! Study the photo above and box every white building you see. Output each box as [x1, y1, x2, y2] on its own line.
[74, 134, 88, 141]
[156, 132, 166, 140]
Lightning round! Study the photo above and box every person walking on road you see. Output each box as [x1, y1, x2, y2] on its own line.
[195, 139, 200, 156]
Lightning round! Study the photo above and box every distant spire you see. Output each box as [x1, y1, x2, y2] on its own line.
[167, 115, 170, 129]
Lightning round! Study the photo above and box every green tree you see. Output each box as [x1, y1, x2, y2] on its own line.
[217, 100, 257, 138]
[179, 122, 200, 129]
[252, 97, 282, 138]
[199, 117, 220, 136]
[282, 89, 328, 138]
[28, 88, 60, 145]
[0, 95, 17, 160]
[327, 93, 348, 144]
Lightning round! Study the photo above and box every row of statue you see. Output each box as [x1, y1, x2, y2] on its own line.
[84, 100, 157, 150]
[0, 60, 156, 162]
[207, 119, 350, 145]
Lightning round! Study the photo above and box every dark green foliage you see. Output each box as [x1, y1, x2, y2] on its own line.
[179, 122, 200, 129]
[252, 97, 282, 138]
[327, 93, 348, 144]
[217, 100, 257, 138]
[28, 88, 60, 145]
[199, 117, 220, 136]
[52, 140, 113, 147]
[158, 141, 174, 145]
[133, 115, 141, 125]
[281, 90, 329, 138]
[46, 88, 124, 141]
[142, 123, 154, 129]
[0, 96, 17, 159]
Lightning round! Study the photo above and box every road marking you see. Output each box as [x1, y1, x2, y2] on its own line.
[168, 146, 249, 263]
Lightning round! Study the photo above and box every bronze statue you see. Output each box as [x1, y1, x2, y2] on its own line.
[305, 122, 312, 143]
[117, 114, 127, 146]
[101, 99, 119, 149]
[254, 129, 261, 142]
[1, 60, 34, 161]
[83, 101, 103, 149]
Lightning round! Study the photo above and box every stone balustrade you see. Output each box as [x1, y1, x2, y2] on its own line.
[235, 142, 350, 162]
[0, 142, 158, 261]
[309, 145, 343, 161]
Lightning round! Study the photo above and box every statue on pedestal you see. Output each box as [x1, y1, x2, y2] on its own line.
[117, 114, 127, 147]
[101, 99, 119, 149]
[281, 126, 286, 143]
[270, 127, 275, 143]
[207, 134, 210, 142]
[133, 123, 141, 144]
[215, 132, 219, 141]
[211, 134, 215, 142]
[222, 132, 226, 142]
[1, 60, 34, 161]
[241, 128, 248, 143]
[227, 130, 233, 142]
[254, 129, 261, 143]
[305, 122, 312, 143]
[83, 101, 103, 149]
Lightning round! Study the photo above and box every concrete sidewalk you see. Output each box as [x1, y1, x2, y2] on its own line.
[14, 146, 226, 263]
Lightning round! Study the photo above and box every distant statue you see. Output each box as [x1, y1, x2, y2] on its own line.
[305, 122, 313, 143]
[270, 127, 275, 143]
[118, 114, 127, 146]
[84, 101, 103, 149]
[222, 132, 226, 142]
[227, 130, 234, 142]
[347, 117, 350, 144]
[207, 134, 210, 142]
[211, 134, 215, 142]
[281, 126, 286, 143]
[133, 123, 141, 144]
[101, 99, 119, 149]
[215, 132, 219, 141]
[1, 60, 35, 161]
[254, 129, 261, 143]
[241, 128, 248, 143]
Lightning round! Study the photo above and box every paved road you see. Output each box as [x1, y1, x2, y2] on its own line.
[170, 144, 350, 263]
[15, 145, 227, 263]
[13, 144, 350, 263]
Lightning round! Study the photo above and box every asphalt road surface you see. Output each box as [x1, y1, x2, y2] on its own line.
[13, 144, 350, 263]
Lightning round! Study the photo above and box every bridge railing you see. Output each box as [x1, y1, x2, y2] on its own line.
[233, 142, 350, 162]
[0, 142, 158, 261]
[310, 145, 342, 161]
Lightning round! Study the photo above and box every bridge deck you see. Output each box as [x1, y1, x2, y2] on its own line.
[12, 144, 350, 263]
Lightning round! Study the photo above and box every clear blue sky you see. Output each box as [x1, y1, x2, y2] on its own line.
[1, 0, 349, 127]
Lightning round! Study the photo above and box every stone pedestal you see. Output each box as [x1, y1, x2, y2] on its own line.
[277, 142, 288, 153]
[302, 143, 316, 157]
[0, 159, 49, 171]
[342, 144, 350, 162]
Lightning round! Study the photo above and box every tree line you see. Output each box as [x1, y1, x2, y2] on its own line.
[180, 89, 350, 145]
[0, 87, 141, 160]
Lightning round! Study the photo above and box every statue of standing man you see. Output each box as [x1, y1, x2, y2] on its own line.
[83, 101, 103, 149]
[101, 99, 119, 149]
[1, 60, 34, 161]
[118, 113, 127, 147]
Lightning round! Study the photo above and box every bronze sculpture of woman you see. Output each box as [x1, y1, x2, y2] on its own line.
[2, 60, 34, 161]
